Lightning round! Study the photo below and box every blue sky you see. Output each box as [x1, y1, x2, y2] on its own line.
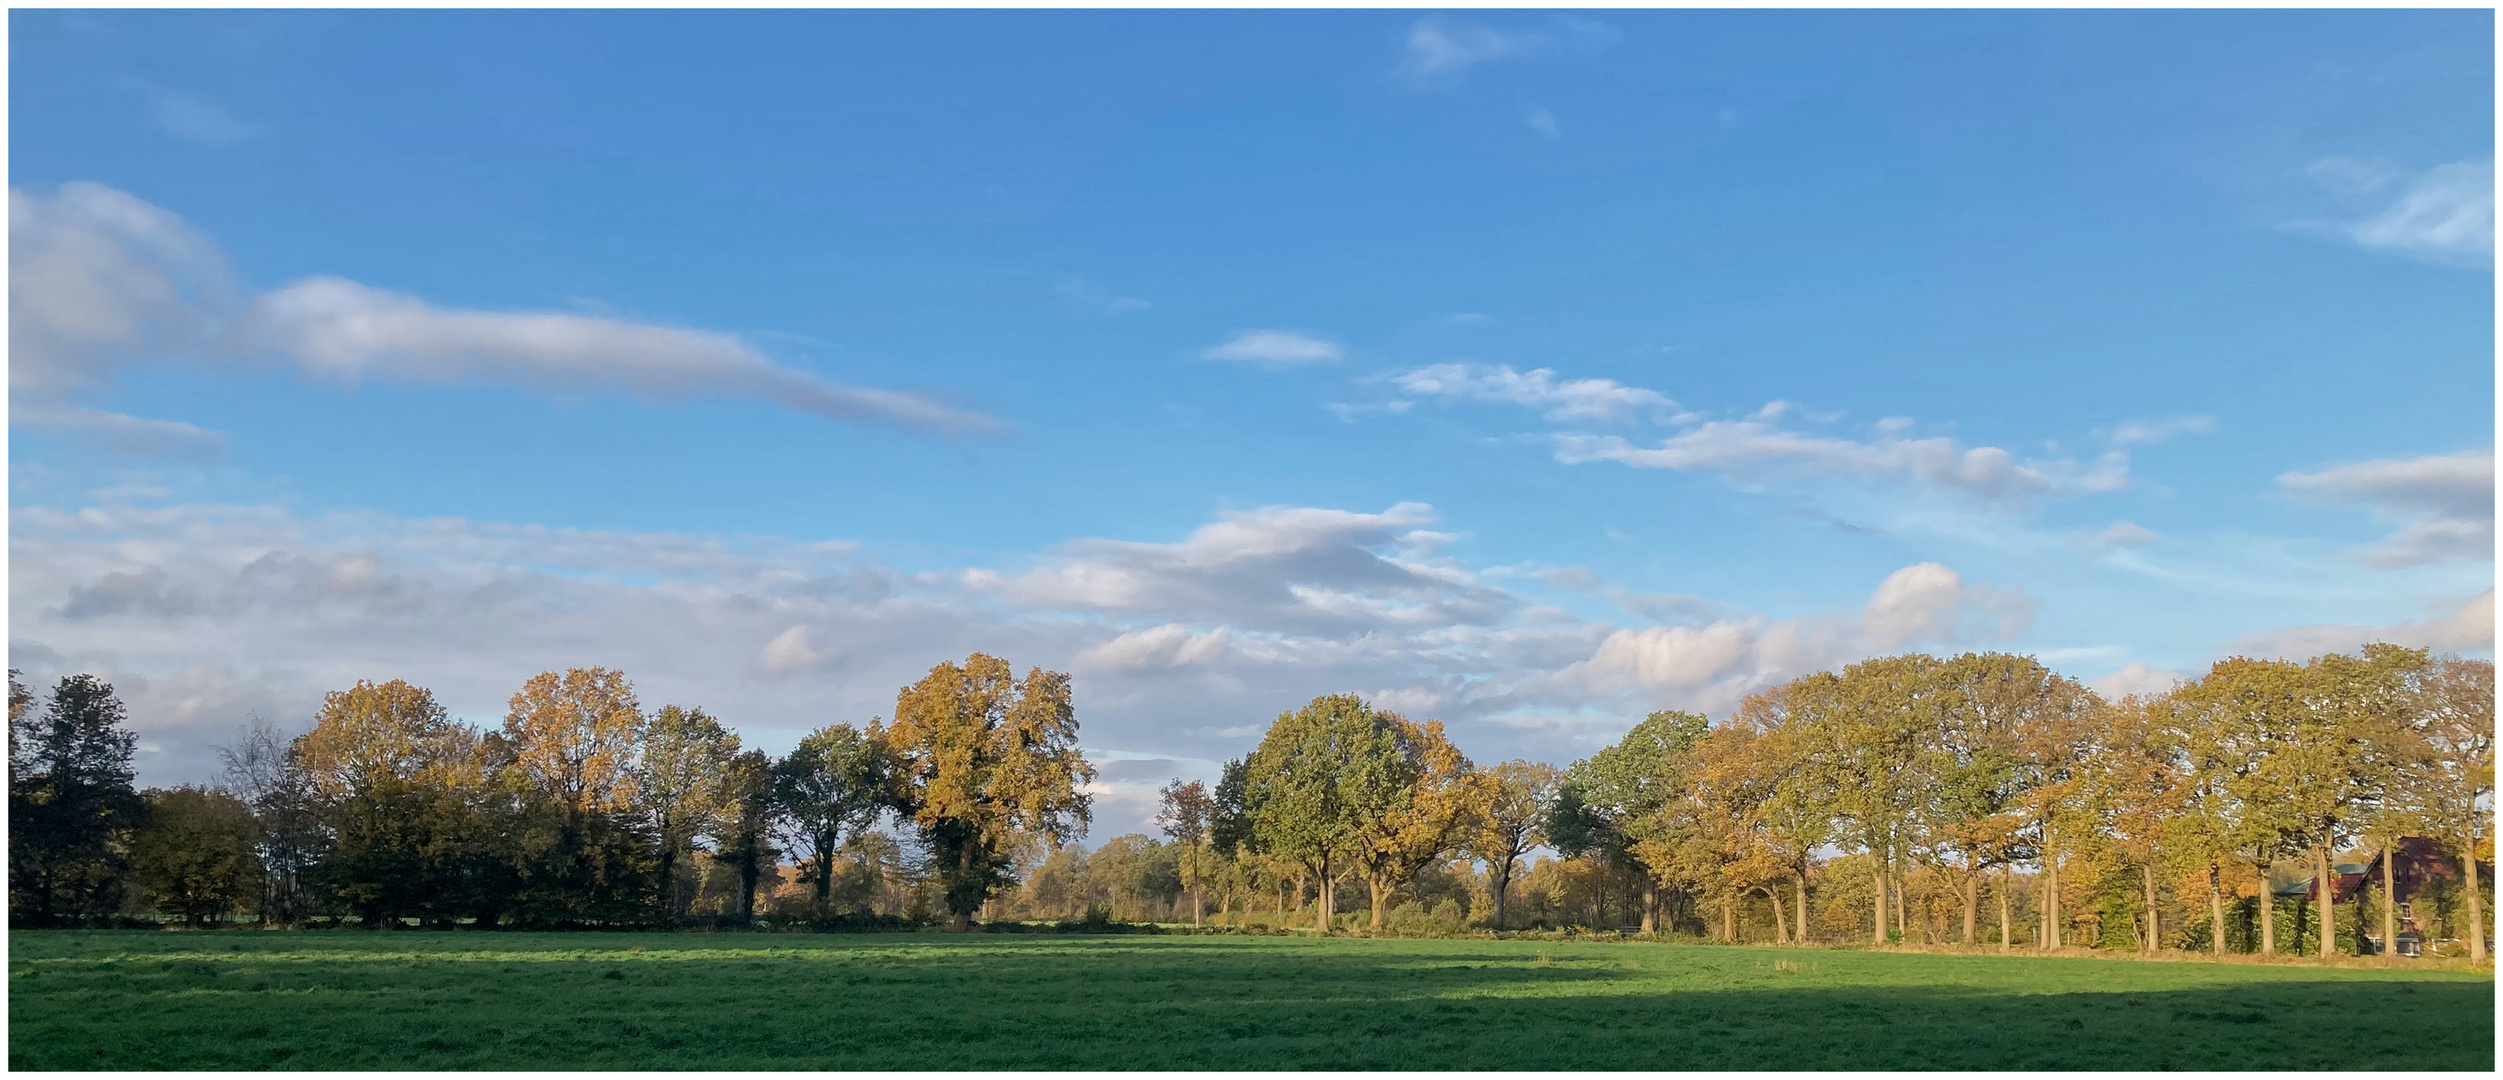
[10, 9, 2493, 838]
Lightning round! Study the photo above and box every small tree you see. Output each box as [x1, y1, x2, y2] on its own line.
[217, 716, 322, 925]
[131, 786, 263, 927]
[1155, 779, 1215, 926]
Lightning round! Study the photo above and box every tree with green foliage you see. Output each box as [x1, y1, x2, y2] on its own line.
[887, 654, 1094, 929]
[638, 705, 740, 923]
[1240, 694, 1413, 932]
[1469, 759, 1559, 931]
[1155, 778, 1215, 926]
[773, 722, 893, 920]
[10, 674, 147, 926]
[706, 749, 778, 926]
[1553, 709, 1709, 935]
[130, 786, 263, 926]
[293, 679, 485, 927]
[1350, 716, 1479, 932]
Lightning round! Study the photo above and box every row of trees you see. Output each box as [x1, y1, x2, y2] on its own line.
[13, 643, 2492, 961]
[7, 654, 1093, 930]
[1182, 645, 2490, 960]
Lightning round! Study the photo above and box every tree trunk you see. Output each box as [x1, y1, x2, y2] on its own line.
[657, 847, 678, 927]
[2316, 845, 2336, 960]
[1998, 866, 2013, 951]
[1489, 856, 1513, 931]
[1894, 863, 1909, 943]
[1796, 871, 1810, 947]
[1961, 872, 1978, 945]
[2373, 843, 2394, 959]
[1872, 860, 1888, 946]
[736, 848, 760, 926]
[1769, 887, 1789, 943]
[2462, 845, 2487, 962]
[2208, 864, 2227, 957]
[814, 849, 835, 921]
[2141, 863, 2160, 954]
[1315, 856, 1334, 933]
[1367, 876, 1390, 933]
[1722, 892, 1736, 942]
[2257, 859, 2275, 956]
[2042, 851, 2061, 950]
[1640, 881, 1658, 936]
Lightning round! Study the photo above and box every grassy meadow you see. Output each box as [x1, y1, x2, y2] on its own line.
[8, 930, 2491, 1070]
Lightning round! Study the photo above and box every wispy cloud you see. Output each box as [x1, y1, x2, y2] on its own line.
[2280, 449, 2494, 567]
[1054, 274, 1149, 315]
[2226, 588, 2494, 659]
[2106, 415, 2216, 447]
[8, 182, 1001, 440]
[1381, 362, 2129, 506]
[1394, 16, 1619, 91]
[1201, 329, 1343, 366]
[121, 80, 255, 144]
[2306, 157, 2494, 267]
[1388, 362, 1679, 424]
[1523, 106, 1560, 138]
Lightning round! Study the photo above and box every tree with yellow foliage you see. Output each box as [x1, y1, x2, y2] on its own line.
[886, 653, 1093, 930]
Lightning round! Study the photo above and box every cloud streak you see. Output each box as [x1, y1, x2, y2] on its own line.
[8, 182, 1000, 439]
[2280, 449, 2494, 567]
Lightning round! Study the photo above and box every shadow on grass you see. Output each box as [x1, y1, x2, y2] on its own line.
[9, 932, 2491, 1071]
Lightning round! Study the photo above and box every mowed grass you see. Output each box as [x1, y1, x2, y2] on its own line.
[8, 930, 2491, 1070]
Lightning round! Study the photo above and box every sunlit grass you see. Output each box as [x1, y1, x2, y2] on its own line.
[9, 931, 2491, 1070]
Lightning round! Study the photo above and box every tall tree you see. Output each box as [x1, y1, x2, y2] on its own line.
[886, 654, 1094, 929]
[2415, 655, 2493, 961]
[1240, 694, 1410, 933]
[1155, 779, 1215, 926]
[773, 722, 893, 920]
[501, 668, 652, 924]
[130, 786, 263, 927]
[1349, 716, 1480, 932]
[638, 705, 739, 923]
[217, 716, 322, 925]
[706, 749, 777, 926]
[294, 679, 482, 926]
[1555, 709, 1710, 935]
[1731, 685, 1836, 945]
[1468, 759, 1560, 931]
[9, 674, 145, 926]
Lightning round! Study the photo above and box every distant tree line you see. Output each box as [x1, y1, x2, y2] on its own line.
[10, 643, 2492, 962]
[6, 653, 1091, 930]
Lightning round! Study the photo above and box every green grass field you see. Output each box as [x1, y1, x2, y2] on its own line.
[8, 930, 2491, 1070]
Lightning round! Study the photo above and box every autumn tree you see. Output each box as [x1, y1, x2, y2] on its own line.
[130, 786, 263, 927]
[1729, 685, 1835, 944]
[500, 667, 651, 924]
[1469, 759, 1560, 931]
[1240, 694, 1411, 933]
[2415, 654, 2493, 961]
[8, 674, 146, 926]
[773, 722, 893, 920]
[1155, 779, 1215, 926]
[886, 654, 1094, 929]
[1349, 716, 1480, 932]
[638, 705, 739, 923]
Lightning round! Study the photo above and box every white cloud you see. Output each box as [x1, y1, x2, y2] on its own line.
[759, 625, 825, 676]
[1549, 562, 2036, 714]
[2107, 415, 2217, 447]
[2280, 449, 2494, 567]
[1082, 624, 1232, 671]
[1054, 274, 1149, 315]
[1524, 106, 1560, 138]
[1201, 329, 1343, 366]
[8, 182, 999, 440]
[1389, 362, 1680, 424]
[2308, 158, 2494, 267]
[2091, 661, 2181, 699]
[12, 404, 227, 460]
[2225, 589, 2494, 659]
[1394, 16, 1619, 90]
